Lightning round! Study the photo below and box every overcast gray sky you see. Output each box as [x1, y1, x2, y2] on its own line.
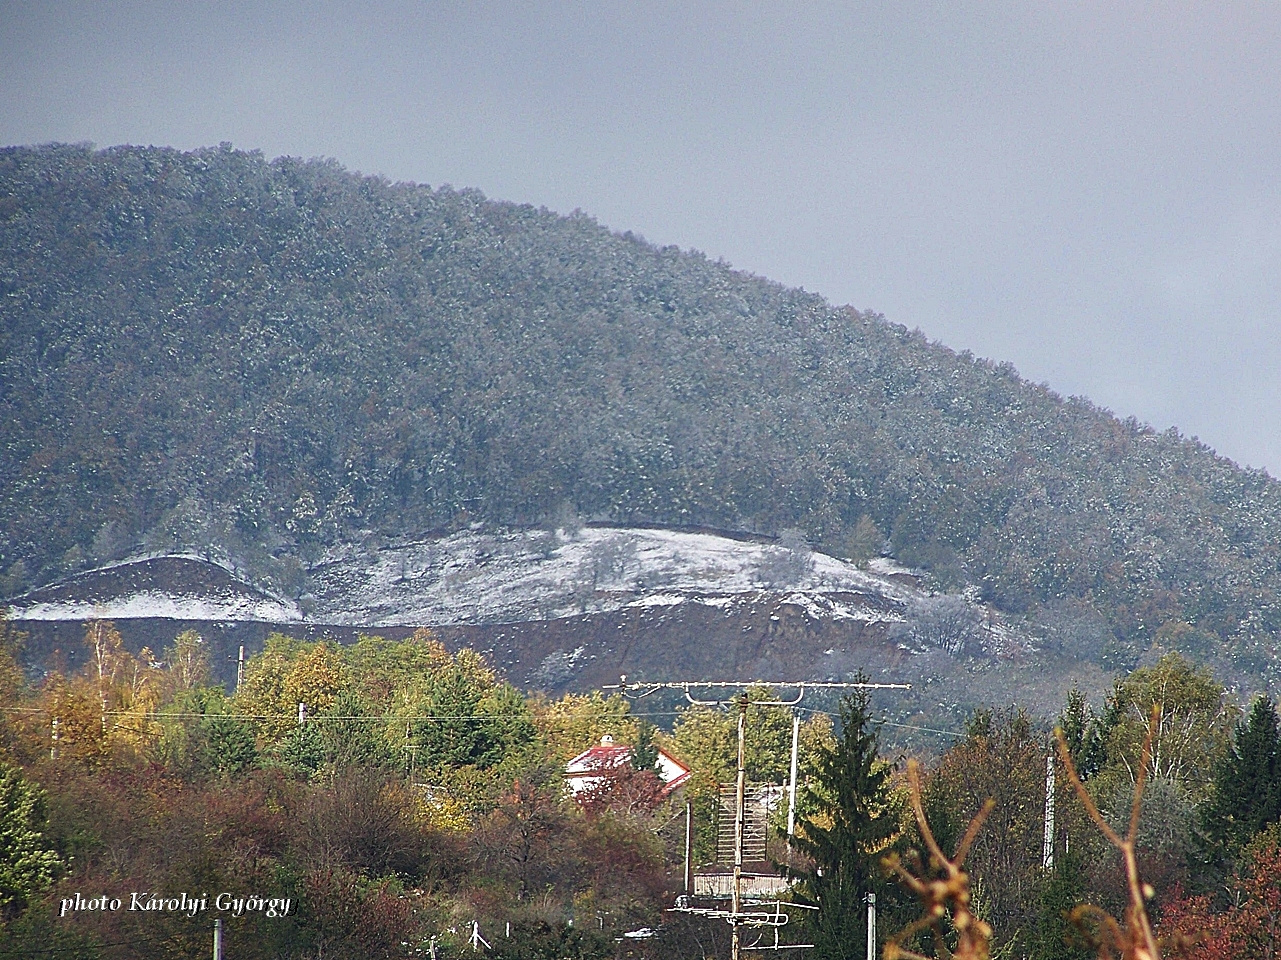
[4, 1, 1279, 474]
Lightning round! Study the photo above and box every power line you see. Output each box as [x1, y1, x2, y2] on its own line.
[795, 705, 965, 739]
[7, 934, 168, 955]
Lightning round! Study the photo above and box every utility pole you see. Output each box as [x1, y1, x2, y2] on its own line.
[93, 620, 108, 733]
[298, 701, 307, 726]
[732, 694, 747, 960]
[236, 644, 245, 693]
[50, 716, 59, 760]
[866, 893, 876, 960]
[684, 799, 694, 896]
[213, 918, 223, 960]
[1042, 753, 1055, 870]
[787, 710, 800, 840]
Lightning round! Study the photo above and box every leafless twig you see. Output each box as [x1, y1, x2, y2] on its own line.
[882, 759, 995, 960]
[1054, 704, 1162, 960]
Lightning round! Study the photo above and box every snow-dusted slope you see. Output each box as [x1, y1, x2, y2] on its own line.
[8, 529, 1047, 712]
[306, 526, 921, 627]
[7, 555, 301, 622]
[6, 526, 947, 638]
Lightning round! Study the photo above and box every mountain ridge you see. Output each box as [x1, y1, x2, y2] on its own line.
[2, 142, 1279, 682]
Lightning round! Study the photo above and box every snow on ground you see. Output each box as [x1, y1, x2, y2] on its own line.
[6, 527, 1031, 660]
[6, 528, 967, 639]
[306, 525, 921, 627]
[7, 554, 301, 622]
[14, 592, 301, 623]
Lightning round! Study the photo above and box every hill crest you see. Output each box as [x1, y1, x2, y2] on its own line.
[1, 142, 1278, 686]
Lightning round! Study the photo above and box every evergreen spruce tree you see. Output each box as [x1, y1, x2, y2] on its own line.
[795, 690, 900, 960]
[1027, 849, 1091, 960]
[0, 762, 60, 924]
[630, 719, 661, 773]
[1207, 694, 1281, 852]
[1058, 687, 1105, 781]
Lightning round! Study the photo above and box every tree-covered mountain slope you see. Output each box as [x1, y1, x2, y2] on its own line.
[2, 143, 1279, 673]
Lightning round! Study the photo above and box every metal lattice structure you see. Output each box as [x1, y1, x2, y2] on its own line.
[718, 785, 769, 864]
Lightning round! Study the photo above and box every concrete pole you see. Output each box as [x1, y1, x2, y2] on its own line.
[786, 711, 800, 838]
[236, 644, 245, 693]
[732, 694, 748, 960]
[684, 799, 694, 895]
[866, 893, 876, 960]
[298, 701, 307, 726]
[1042, 753, 1055, 870]
[213, 918, 223, 960]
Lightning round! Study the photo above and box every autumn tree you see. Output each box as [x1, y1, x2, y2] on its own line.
[1160, 827, 1281, 960]
[344, 629, 451, 710]
[0, 610, 24, 707]
[236, 635, 350, 744]
[473, 768, 580, 901]
[531, 690, 638, 762]
[0, 610, 28, 759]
[164, 629, 211, 692]
[923, 707, 1046, 953]
[1099, 653, 1232, 804]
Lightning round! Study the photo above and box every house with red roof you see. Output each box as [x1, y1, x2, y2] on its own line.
[564, 735, 692, 798]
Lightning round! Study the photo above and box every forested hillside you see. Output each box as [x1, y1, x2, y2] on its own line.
[2, 143, 1280, 673]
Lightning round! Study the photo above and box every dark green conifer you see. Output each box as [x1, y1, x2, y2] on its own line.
[630, 720, 660, 773]
[1207, 694, 1281, 851]
[795, 690, 900, 960]
[1058, 687, 1105, 781]
[1026, 849, 1091, 960]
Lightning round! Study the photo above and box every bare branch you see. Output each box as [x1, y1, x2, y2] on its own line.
[883, 759, 993, 960]
[1053, 704, 1162, 960]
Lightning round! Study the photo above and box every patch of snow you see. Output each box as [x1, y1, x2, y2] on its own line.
[12, 592, 300, 622]
[697, 596, 735, 609]
[866, 557, 917, 577]
[306, 526, 921, 627]
[627, 593, 687, 608]
[11, 528, 952, 638]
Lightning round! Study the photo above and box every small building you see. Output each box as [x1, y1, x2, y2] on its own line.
[691, 868, 792, 899]
[565, 735, 692, 798]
